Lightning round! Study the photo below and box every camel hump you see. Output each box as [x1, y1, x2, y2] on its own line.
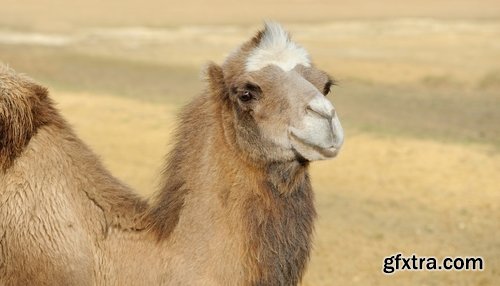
[0, 64, 64, 171]
[0, 64, 46, 96]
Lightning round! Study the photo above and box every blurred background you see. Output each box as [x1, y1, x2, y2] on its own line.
[1, 0, 499, 285]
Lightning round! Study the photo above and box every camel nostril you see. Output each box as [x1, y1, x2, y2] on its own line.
[306, 105, 332, 120]
[306, 94, 335, 120]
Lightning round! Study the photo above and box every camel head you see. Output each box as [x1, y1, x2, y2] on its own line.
[207, 22, 344, 163]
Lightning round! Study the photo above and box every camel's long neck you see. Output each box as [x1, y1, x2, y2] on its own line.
[239, 161, 316, 286]
[148, 96, 316, 285]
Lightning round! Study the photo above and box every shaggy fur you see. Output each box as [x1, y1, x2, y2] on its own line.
[0, 69, 63, 171]
[145, 64, 316, 284]
[0, 23, 340, 285]
[0, 66, 150, 285]
[246, 22, 311, 72]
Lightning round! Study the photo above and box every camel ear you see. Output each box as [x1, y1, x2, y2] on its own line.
[205, 62, 227, 101]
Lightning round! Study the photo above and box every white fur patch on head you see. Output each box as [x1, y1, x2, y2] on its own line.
[245, 22, 311, 72]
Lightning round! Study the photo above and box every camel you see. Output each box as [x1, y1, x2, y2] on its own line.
[0, 22, 343, 285]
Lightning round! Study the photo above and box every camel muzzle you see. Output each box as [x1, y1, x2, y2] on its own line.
[289, 95, 344, 160]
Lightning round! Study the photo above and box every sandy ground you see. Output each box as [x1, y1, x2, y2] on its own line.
[1, 0, 500, 31]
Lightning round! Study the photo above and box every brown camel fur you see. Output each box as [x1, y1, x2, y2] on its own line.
[0, 23, 344, 285]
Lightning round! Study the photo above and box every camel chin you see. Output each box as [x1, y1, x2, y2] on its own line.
[289, 131, 341, 161]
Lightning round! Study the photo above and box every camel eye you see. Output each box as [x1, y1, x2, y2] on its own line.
[323, 80, 333, 96]
[236, 82, 261, 103]
[239, 90, 253, 102]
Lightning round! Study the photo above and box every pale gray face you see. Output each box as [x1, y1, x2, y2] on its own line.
[222, 22, 343, 162]
[231, 64, 343, 162]
[285, 67, 344, 161]
[230, 22, 343, 162]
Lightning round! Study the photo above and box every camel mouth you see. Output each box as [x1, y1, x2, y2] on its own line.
[289, 131, 340, 161]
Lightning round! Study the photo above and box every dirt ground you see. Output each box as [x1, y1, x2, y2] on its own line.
[1, 1, 499, 285]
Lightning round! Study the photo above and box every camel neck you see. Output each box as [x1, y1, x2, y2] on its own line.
[211, 99, 318, 285]
[236, 161, 316, 285]
[188, 123, 316, 285]
[147, 96, 316, 285]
